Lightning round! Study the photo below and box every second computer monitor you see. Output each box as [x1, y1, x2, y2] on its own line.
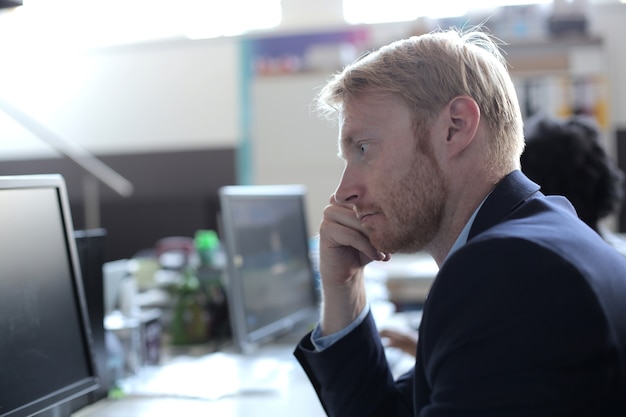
[218, 184, 319, 353]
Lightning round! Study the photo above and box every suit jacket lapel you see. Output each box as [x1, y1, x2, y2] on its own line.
[468, 170, 541, 241]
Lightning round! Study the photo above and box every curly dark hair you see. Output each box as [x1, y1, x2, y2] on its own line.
[521, 114, 624, 233]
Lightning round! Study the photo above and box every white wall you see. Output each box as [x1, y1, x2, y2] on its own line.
[0, 37, 240, 159]
[251, 73, 344, 235]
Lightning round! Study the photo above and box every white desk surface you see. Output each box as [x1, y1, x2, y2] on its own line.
[74, 342, 326, 417]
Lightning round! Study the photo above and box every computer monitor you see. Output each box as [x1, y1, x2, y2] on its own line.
[218, 184, 319, 353]
[0, 174, 98, 417]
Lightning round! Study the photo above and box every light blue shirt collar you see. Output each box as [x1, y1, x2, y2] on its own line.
[444, 196, 488, 263]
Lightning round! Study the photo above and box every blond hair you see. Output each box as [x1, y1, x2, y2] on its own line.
[316, 27, 524, 174]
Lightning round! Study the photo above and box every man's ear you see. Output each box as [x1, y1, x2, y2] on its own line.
[445, 95, 480, 157]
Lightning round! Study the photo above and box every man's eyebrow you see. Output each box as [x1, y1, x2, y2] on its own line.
[340, 134, 352, 146]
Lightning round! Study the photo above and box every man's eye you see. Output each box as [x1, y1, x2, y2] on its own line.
[359, 143, 369, 153]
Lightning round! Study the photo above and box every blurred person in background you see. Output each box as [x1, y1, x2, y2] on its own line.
[521, 114, 626, 256]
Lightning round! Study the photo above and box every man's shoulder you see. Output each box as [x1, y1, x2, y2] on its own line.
[464, 207, 623, 273]
[438, 213, 626, 307]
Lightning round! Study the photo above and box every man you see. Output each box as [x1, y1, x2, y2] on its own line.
[294, 27, 626, 416]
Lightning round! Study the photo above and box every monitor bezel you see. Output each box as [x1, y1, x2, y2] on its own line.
[0, 174, 99, 417]
[218, 184, 319, 353]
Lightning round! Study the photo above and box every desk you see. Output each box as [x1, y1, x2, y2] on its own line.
[366, 252, 439, 309]
[74, 342, 326, 417]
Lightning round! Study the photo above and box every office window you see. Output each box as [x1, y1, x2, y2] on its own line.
[182, 0, 282, 40]
[0, 0, 282, 50]
[343, 0, 552, 24]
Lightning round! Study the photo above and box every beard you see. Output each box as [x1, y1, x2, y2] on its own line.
[364, 147, 448, 254]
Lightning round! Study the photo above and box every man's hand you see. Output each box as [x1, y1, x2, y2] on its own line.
[318, 196, 389, 335]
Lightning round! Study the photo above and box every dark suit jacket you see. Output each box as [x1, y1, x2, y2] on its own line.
[295, 170, 626, 417]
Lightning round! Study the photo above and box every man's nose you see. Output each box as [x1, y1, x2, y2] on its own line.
[334, 165, 359, 204]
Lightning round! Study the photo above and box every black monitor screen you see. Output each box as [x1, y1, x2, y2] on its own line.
[218, 184, 319, 352]
[0, 175, 98, 417]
